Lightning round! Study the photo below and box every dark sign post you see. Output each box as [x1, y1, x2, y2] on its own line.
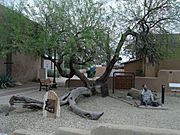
[161, 85, 165, 104]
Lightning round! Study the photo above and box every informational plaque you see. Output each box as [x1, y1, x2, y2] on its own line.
[43, 90, 60, 118]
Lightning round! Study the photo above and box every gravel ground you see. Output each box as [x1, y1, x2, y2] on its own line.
[0, 87, 180, 135]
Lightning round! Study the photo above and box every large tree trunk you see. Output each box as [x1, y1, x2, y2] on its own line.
[96, 57, 117, 84]
[42, 29, 137, 120]
[72, 67, 91, 88]
[96, 29, 137, 85]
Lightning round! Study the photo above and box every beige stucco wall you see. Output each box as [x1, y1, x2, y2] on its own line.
[124, 60, 143, 76]
[124, 59, 180, 78]
[135, 70, 180, 92]
[159, 59, 180, 70]
[145, 59, 180, 77]
[145, 62, 157, 77]
[95, 66, 106, 77]
[135, 77, 160, 91]
[65, 77, 113, 90]
[11, 53, 41, 82]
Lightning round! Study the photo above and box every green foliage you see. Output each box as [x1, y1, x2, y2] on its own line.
[47, 69, 60, 77]
[124, 34, 180, 64]
[0, 74, 15, 88]
[0, 0, 179, 80]
[118, 0, 180, 64]
[0, 3, 42, 59]
[18, 0, 112, 65]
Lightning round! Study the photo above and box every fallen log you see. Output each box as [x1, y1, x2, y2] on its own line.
[8, 87, 104, 120]
[8, 96, 44, 114]
[9, 95, 43, 106]
[60, 87, 104, 120]
[69, 104, 104, 120]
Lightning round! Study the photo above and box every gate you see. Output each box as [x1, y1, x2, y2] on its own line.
[112, 72, 135, 93]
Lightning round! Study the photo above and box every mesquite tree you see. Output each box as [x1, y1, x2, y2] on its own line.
[18, 0, 110, 88]
[2, 0, 179, 88]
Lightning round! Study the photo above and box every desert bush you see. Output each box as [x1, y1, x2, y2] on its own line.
[0, 74, 15, 88]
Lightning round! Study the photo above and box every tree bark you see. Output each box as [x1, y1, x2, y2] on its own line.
[8, 96, 44, 115]
[9, 95, 44, 106]
[96, 57, 117, 84]
[72, 67, 91, 88]
[96, 29, 136, 85]
[42, 30, 137, 120]
[60, 87, 104, 120]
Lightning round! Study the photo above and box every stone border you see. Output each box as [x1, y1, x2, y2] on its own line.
[13, 123, 180, 135]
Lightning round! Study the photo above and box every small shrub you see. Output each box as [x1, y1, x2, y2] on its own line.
[0, 74, 15, 88]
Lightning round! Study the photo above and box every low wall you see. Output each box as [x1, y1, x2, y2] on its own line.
[91, 124, 180, 135]
[13, 129, 49, 135]
[136, 70, 180, 92]
[53, 127, 90, 135]
[65, 77, 113, 89]
[65, 70, 180, 92]
[13, 124, 180, 135]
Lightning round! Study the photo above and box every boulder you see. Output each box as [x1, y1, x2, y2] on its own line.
[127, 88, 141, 100]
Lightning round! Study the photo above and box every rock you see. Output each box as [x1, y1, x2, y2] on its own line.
[126, 96, 133, 101]
[127, 88, 141, 100]
[0, 104, 16, 115]
[14, 82, 23, 86]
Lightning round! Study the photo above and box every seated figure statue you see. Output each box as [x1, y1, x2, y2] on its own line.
[140, 84, 159, 107]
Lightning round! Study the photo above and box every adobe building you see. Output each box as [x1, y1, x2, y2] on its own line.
[0, 4, 45, 82]
[0, 53, 43, 82]
[123, 34, 180, 77]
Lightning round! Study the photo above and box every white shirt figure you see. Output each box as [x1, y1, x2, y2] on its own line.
[141, 84, 154, 105]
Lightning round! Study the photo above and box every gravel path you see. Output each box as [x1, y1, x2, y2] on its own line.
[0, 87, 180, 135]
